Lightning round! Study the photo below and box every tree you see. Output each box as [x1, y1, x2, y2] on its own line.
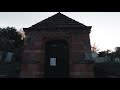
[0, 27, 25, 52]
[98, 51, 106, 57]
[113, 47, 120, 58]
[115, 47, 120, 52]
[91, 43, 99, 53]
[98, 49, 112, 57]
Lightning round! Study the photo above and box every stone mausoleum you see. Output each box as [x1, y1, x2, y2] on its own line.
[20, 12, 94, 78]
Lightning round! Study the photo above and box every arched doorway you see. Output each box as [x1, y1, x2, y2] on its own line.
[44, 40, 69, 78]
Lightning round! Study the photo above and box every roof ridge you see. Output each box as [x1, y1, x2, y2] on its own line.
[30, 12, 88, 28]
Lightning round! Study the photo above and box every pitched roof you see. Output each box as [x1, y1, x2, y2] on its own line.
[29, 12, 90, 28]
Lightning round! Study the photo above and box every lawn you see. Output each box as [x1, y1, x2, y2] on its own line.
[1, 61, 120, 78]
[0, 62, 21, 78]
[94, 63, 120, 78]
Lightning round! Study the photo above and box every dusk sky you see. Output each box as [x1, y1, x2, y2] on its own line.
[0, 12, 119, 51]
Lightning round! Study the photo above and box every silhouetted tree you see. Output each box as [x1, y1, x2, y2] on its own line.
[98, 51, 106, 57]
[91, 43, 99, 53]
[0, 27, 25, 52]
[113, 47, 120, 58]
[98, 49, 112, 57]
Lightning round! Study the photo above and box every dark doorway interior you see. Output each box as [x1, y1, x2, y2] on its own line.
[44, 40, 69, 78]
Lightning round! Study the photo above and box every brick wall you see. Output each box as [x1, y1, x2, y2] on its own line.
[20, 28, 94, 78]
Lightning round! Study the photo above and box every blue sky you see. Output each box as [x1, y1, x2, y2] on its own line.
[0, 12, 119, 51]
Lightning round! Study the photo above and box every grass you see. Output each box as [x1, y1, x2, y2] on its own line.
[94, 63, 120, 78]
[0, 62, 21, 78]
[1, 61, 120, 78]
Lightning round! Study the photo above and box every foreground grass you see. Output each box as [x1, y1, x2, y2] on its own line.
[0, 62, 21, 78]
[1, 61, 120, 78]
[94, 63, 120, 78]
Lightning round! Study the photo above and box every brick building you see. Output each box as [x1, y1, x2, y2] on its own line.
[20, 12, 94, 78]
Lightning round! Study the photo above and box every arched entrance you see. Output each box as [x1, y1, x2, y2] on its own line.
[44, 40, 69, 78]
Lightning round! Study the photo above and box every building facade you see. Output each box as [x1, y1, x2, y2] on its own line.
[20, 12, 94, 78]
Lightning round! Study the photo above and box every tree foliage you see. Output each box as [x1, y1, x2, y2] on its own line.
[0, 27, 24, 52]
[98, 49, 112, 57]
[91, 43, 99, 53]
[113, 47, 120, 58]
